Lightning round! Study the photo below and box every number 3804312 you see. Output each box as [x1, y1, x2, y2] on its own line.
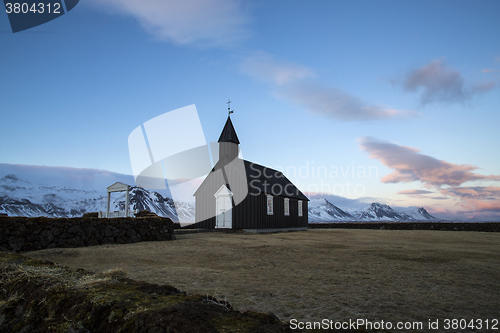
[5, 3, 61, 14]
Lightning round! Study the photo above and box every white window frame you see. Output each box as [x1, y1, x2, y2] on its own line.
[284, 198, 290, 216]
[267, 195, 273, 215]
[298, 200, 303, 217]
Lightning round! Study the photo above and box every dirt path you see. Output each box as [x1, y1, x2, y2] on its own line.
[27, 229, 500, 329]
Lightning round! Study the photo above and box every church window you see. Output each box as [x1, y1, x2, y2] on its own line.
[267, 195, 273, 215]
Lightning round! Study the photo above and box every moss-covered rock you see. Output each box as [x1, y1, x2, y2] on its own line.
[0, 252, 295, 333]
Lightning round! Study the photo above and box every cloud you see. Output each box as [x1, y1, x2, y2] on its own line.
[481, 68, 500, 73]
[461, 199, 500, 213]
[0, 163, 135, 192]
[275, 81, 417, 121]
[88, 0, 251, 47]
[427, 205, 500, 221]
[440, 186, 500, 200]
[447, 191, 500, 215]
[472, 81, 496, 91]
[397, 189, 434, 195]
[397, 189, 435, 199]
[238, 52, 416, 121]
[239, 53, 315, 85]
[401, 59, 495, 105]
[360, 137, 500, 220]
[443, 186, 500, 217]
[358, 137, 500, 186]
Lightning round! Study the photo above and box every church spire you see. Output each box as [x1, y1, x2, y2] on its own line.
[218, 103, 240, 144]
[218, 101, 240, 164]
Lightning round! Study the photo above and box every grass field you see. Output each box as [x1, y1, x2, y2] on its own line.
[27, 229, 500, 331]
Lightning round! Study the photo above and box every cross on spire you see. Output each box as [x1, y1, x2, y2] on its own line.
[227, 99, 234, 116]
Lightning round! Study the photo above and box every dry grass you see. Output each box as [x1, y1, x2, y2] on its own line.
[27, 229, 500, 328]
[0, 259, 125, 292]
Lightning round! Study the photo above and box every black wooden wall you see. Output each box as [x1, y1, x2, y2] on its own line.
[194, 192, 308, 230]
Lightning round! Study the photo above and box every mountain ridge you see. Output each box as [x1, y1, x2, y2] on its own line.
[1, 173, 441, 222]
[0, 174, 194, 222]
[310, 199, 442, 222]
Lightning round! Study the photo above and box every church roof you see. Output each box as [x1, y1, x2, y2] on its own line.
[218, 116, 240, 144]
[194, 158, 309, 201]
[243, 160, 309, 201]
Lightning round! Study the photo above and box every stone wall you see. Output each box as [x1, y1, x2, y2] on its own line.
[0, 216, 176, 252]
[309, 222, 500, 232]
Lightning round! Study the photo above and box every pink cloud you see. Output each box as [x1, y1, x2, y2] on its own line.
[459, 199, 500, 213]
[358, 137, 500, 186]
[427, 206, 455, 216]
[424, 203, 500, 221]
[397, 189, 434, 199]
[397, 189, 451, 200]
[397, 189, 434, 195]
[481, 68, 500, 73]
[360, 139, 500, 220]
[400, 59, 495, 105]
[440, 186, 500, 200]
[439, 187, 500, 215]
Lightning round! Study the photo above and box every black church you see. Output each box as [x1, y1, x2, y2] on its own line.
[193, 113, 309, 232]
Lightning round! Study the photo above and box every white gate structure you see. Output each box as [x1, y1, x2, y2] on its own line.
[99, 182, 134, 218]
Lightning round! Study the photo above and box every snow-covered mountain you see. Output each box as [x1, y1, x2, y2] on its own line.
[0, 173, 441, 223]
[350, 203, 413, 221]
[0, 174, 195, 222]
[310, 200, 441, 222]
[125, 187, 195, 222]
[398, 206, 441, 221]
[0, 174, 105, 218]
[308, 199, 355, 222]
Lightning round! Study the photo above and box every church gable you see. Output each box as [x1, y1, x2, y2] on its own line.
[214, 184, 233, 197]
[107, 182, 129, 192]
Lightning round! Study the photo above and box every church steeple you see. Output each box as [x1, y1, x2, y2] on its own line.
[218, 116, 240, 144]
[218, 101, 240, 164]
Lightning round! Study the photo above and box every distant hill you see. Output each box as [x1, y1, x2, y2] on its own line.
[310, 200, 441, 222]
[309, 198, 355, 222]
[0, 174, 194, 222]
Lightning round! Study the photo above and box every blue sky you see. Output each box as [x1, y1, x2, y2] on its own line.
[1, 0, 499, 220]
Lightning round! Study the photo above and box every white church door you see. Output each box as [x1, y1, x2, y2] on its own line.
[215, 185, 233, 229]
